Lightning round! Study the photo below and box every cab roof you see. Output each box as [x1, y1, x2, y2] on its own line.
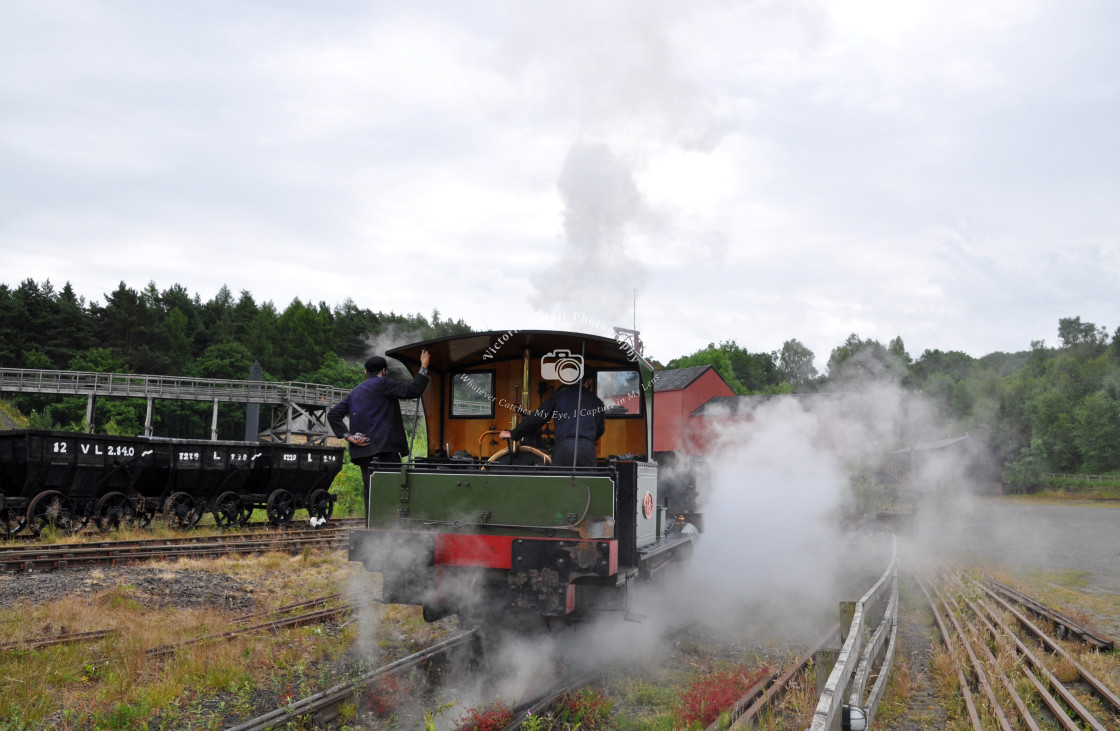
[387, 330, 652, 375]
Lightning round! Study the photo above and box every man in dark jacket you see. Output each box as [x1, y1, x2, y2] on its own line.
[500, 369, 605, 467]
[328, 349, 430, 514]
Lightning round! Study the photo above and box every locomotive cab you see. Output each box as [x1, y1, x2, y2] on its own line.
[346, 330, 702, 627]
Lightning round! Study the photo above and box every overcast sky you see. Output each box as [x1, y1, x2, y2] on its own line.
[3, 0, 1118, 370]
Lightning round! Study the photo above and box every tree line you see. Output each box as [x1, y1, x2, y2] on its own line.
[0, 278, 469, 438]
[666, 317, 1120, 489]
[3, 278, 1118, 488]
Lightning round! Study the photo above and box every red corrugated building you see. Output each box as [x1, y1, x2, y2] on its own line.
[652, 365, 735, 456]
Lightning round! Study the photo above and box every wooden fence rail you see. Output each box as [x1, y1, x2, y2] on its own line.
[811, 534, 898, 731]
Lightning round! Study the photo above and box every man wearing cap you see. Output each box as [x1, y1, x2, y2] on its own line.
[328, 349, 431, 515]
[499, 368, 605, 467]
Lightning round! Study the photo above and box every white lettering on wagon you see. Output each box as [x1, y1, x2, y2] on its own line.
[74, 443, 135, 457]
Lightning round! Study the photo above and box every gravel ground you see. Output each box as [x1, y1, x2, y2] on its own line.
[0, 564, 258, 611]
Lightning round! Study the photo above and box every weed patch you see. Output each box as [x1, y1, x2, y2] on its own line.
[673, 662, 771, 729]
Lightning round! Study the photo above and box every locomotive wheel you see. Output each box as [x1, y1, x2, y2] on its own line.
[212, 491, 252, 528]
[95, 492, 137, 532]
[307, 489, 333, 525]
[26, 490, 76, 536]
[163, 491, 201, 529]
[266, 489, 296, 526]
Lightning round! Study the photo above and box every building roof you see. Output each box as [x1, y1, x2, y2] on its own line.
[688, 392, 852, 416]
[652, 365, 716, 392]
[889, 434, 972, 455]
[689, 394, 770, 416]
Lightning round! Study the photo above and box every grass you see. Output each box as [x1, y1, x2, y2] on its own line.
[0, 547, 450, 728]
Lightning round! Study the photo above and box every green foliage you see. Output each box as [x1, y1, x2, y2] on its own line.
[556, 687, 613, 728]
[303, 352, 365, 389]
[1073, 386, 1120, 472]
[0, 277, 471, 382]
[1, 400, 31, 429]
[0, 278, 476, 439]
[827, 333, 908, 382]
[69, 347, 129, 373]
[666, 340, 779, 394]
[94, 699, 152, 729]
[1003, 438, 1046, 493]
[777, 338, 818, 387]
[21, 348, 52, 369]
[1058, 316, 1109, 350]
[188, 342, 257, 380]
[331, 457, 366, 517]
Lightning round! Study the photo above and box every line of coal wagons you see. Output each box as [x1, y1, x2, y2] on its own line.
[0, 430, 342, 537]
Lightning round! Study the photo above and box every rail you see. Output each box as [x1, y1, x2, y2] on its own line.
[0, 367, 348, 407]
[0, 367, 421, 442]
[920, 567, 1120, 730]
[810, 533, 898, 731]
[1041, 473, 1120, 484]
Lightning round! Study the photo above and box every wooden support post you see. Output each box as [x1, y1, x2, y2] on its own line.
[145, 397, 154, 437]
[815, 649, 839, 697]
[85, 394, 96, 432]
[839, 601, 856, 644]
[211, 398, 219, 441]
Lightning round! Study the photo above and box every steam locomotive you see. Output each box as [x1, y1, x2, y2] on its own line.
[346, 330, 703, 628]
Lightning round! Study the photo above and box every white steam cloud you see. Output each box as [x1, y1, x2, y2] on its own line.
[531, 142, 648, 326]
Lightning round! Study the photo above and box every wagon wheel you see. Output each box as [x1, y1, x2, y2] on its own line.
[26, 490, 76, 537]
[212, 491, 252, 528]
[163, 491, 201, 529]
[307, 489, 334, 525]
[266, 489, 296, 526]
[95, 492, 137, 532]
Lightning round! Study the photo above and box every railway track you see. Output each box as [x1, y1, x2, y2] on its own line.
[919, 566, 1120, 731]
[224, 629, 480, 730]
[2, 516, 364, 543]
[985, 576, 1115, 651]
[0, 523, 352, 572]
[0, 590, 378, 654]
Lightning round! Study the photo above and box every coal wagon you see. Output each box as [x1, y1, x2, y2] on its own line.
[0, 429, 342, 536]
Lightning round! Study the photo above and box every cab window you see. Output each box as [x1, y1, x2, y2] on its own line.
[451, 371, 494, 417]
[596, 370, 642, 416]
